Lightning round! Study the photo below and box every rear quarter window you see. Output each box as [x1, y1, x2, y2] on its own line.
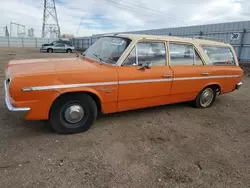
[201, 46, 236, 66]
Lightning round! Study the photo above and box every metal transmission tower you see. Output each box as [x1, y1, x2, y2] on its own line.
[42, 0, 61, 38]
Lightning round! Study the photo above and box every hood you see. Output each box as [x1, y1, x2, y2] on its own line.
[42, 43, 53, 46]
[6, 57, 106, 79]
[6, 57, 118, 103]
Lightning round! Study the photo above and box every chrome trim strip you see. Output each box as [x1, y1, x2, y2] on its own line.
[23, 81, 118, 91]
[119, 78, 172, 84]
[4, 80, 30, 112]
[173, 75, 241, 81]
[22, 75, 241, 91]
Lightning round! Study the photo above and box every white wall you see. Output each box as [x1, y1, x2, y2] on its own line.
[0, 37, 56, 48]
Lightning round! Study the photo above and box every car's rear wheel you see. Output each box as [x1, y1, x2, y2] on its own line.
[49, 93, 97, 134]
[66, 49, 72, 53]
[47, 48, 53, 53]
[193, 87, 216, 108]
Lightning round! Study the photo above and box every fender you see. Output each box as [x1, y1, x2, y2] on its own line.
[52, 86, 119, 114]
[203, 82, 221, 94]
[57, 87, 104, 103]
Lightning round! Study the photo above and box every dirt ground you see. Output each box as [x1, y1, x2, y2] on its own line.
[0, 48, 249, 188]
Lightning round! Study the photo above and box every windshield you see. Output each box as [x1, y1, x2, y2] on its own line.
[83, 37, 131, 65]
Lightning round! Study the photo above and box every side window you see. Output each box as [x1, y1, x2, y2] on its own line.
[137, 42, 166, 66]
[169, 43, 203, 65]
[123, 42, 166, 66]
[202, 46, 235, 65]
[55, 44, 65, 47]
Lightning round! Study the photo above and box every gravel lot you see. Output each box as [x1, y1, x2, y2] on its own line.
[0, 48, 249, 188]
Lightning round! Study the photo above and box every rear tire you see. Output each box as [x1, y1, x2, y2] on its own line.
[193, 87, 216, 108]
[47, 48, 53, 53]
[49, 93, 97, 134]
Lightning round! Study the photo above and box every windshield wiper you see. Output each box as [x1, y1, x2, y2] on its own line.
[93, 54, 104, 65]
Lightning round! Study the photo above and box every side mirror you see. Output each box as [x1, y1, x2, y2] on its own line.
[137, 62, 152, 70]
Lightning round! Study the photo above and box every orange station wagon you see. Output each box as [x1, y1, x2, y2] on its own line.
[4, 34, 243, 134]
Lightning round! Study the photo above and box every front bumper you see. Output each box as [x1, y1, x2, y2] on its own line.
[4, 80, 30, 117]
[235, 82, 243, 90]
[40, 49, 47, 52]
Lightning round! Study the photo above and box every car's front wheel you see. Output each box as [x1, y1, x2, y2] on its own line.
[47, 48, 53, 53]
[66, 49, 72, 53]
[193, 87, 216, 108]
[49, 93, 97, 134]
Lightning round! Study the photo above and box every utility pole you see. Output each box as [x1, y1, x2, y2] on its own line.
[42, 0, 61, 38]
[4, 25, 9, 37]
[10, 22, 25, 37]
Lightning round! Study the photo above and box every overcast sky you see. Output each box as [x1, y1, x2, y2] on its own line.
[0, 0, 249, 37]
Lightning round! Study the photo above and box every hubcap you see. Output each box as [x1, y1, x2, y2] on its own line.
[200, 88, 214, 107]
[64, 105, 84, 124]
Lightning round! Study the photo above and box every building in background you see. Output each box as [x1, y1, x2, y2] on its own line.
[61, 34, 74, 39]
[73, 21, 250, 61]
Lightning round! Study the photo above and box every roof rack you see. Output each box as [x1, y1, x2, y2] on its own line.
[193, 36, 227, 43]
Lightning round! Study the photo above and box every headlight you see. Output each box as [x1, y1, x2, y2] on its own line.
[6, 77, 11, 85]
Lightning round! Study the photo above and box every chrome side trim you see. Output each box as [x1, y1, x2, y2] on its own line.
[4, 80, 30, 112]
[119, 78, 172, 84]
[173, 75, 241, 81]
[23, 81, 119, 91]
[22, 75, 241, 92]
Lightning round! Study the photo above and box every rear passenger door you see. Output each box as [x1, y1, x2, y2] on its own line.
[168, 42, 209, 102]
[201, 45, 243, 93]
[54, 44, 66, 52]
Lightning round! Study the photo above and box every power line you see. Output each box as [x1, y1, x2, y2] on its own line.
[94, 0, 188, 23]
[119, 0, 187, 22]
[10, 22, 25, 37]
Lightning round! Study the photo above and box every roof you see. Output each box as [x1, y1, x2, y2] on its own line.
[113, 33, 230, 47]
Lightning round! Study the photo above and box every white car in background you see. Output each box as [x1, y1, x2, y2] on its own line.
[40, 43, 75, 53]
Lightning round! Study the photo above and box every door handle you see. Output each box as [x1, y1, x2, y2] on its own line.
[162, 74, 172, 78]
[201, 72, 209, 76]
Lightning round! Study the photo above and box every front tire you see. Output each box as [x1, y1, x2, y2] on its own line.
[66, 49, 72, 53]
[49, 93, 97, 134]
[47, 48, 53, 53]
[193, 87, 216, 108]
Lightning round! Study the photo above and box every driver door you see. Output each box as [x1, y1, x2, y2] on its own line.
[118, 41, 173, 112]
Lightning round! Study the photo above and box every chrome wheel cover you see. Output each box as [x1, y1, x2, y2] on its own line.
[64, 105, 84, 124]
[200, 88, 214, 107]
